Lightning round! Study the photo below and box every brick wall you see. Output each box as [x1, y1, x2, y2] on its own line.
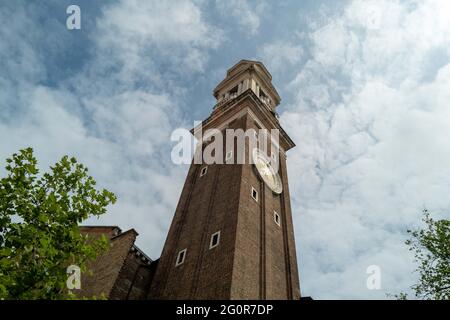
[149, 95, 300, 299]
[109, 250, 153, 300]
[76, 228, 138, 299]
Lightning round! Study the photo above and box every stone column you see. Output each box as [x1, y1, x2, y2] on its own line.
[243, 78, 249, 91]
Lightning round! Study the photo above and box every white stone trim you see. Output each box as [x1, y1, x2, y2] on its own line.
[175, 249, 187, 267]
[209, 231, 221, 249]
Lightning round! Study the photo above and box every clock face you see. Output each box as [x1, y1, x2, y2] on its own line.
[252, 148, 283, 194]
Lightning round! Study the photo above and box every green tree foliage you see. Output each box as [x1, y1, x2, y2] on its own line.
[0, 148, 116, 299]
[403, 209, 450, 300]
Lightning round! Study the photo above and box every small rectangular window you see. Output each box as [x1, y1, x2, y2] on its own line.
[200, 166, 208, 177]
[209, 231, 221, 249]
[176, 249, 187, 267]
[251, 187, 258, 202]
[274, 211, 281, 226]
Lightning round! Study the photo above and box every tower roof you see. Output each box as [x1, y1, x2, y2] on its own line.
[226, 59, 273, 81]
[213, 59, 281, 106]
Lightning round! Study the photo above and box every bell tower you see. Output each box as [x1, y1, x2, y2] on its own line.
[148, 60, 301, 300]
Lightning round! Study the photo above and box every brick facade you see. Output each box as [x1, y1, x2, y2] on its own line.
[76, 226, 152, 299]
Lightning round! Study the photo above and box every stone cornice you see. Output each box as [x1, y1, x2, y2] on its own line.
[191, 89, 295, 152]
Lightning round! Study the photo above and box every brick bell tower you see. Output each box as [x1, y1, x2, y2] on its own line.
[148, 60, 301, 300]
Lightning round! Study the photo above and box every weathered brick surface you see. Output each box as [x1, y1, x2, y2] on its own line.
[230, 113, 293, 299]
[279, 152, 301, 299]
[76, 227, 152, 300]
[109, 250, 153, 300]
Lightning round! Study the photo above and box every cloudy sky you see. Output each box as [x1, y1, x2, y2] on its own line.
[1, 0, 450, 299]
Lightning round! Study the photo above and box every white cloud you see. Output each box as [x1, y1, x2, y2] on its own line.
[96, 0, 221, 75]
[261, 42, 304, 72]
[216, 0, 263, 35]
[0, 0, 219, 257]
[281, 0, 450, 299]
